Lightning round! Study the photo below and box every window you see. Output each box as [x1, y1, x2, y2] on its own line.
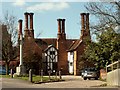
[70, 62, 73, 66]
[70, 52, 73, 55]
[50, 51, 55, 55]
[119, 62, 120, 68]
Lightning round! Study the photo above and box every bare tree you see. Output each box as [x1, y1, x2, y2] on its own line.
[3, 11, 18, 45]
[85, 2, 120, 34]
[81, 2, 120, 70]
[0, 22, 2, 60]
[0, 11, 18, 75]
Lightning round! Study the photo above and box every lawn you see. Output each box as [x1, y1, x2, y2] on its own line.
[14, 75, 50, 82]
[0, 75, 11, 78]
[0, 75, 60, 83]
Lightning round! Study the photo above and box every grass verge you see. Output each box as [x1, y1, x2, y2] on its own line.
[0, 75, 11, 78]
[0, 75, 63, 83]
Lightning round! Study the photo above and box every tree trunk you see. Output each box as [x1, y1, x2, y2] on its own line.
[6, 62, 9, 75]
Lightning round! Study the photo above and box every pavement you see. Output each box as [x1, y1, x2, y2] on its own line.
[0, 75, 119, 89]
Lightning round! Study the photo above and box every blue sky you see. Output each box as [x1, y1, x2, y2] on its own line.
[1, 1, 98, 40]
[2, 2, 93, 38]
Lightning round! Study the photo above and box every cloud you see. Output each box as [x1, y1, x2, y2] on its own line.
[26, 2, 70, 12]
[13, 0, 25, 6]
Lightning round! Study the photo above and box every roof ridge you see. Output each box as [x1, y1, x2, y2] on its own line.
[67, 39, 83, 51]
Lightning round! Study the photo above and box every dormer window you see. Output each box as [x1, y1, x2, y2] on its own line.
[50, 51, 55, 55]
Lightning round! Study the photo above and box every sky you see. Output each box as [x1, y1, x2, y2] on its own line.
[1, 0, 118, 40]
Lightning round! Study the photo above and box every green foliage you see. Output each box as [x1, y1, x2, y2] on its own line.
[14, 74, 29, 77]
[23, 52, 42, 75]
[82, 29, 120, 70]
[83, 2, 120, 70]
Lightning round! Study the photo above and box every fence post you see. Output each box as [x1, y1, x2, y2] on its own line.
[48, 70, 51, 80]
[41, 69, 43, 82]
[29, 69, 32, 82]
[11, 69, 13, 78]
[59, 70, 62, 80]
[111, 61, 113, 71]
[55, 71, 57, 80]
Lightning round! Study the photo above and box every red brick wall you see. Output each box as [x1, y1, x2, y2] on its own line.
[73, 42, 86, 75]
[57, 39, 68, 74]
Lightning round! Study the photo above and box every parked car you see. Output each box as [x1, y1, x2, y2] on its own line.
[0, 68, 6, 75]
[0, 66, 10, 75]
[81, 67, 99, 80]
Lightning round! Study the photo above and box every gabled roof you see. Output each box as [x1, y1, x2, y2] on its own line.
[35, 38, 57, 46]
[23, 37, 42, 58]
[67, 39, 83, 52]
[44, 44, 58, 52]
[35, 38, 57, 51]
[35, 38, 78, 51]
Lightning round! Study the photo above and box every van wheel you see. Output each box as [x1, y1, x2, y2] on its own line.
[88, 78, 91, 80]
[84, 77, 87, 80]
[95, 77, 98, 80]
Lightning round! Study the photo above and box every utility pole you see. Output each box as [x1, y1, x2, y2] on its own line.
[19, 28, 23, 66]
[15, 19, 25, 75]
[19, 26, 23, 75]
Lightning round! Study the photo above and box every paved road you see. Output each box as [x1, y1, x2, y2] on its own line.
[0, 75, 119, 89]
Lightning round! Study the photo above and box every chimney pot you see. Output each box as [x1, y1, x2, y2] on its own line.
[86, 13, 89, 29]
[80, 13, 86, 15]
[30, 12, 34, 15]
[62, 19, 65, 34]
[24, 12, 29, 15]
[62, 19, 65, 21]
[18, 19, 22, 23]
[86, 13, 89, 15]
[29, 12, 34, 38]
[18, 19, 22, 34]
[86, 13, 90, 36]
[29, 12, 34, 30]
[80, 13, 90, 39]
[57, 19, 62, 21]
[57, 19, 62, 34]
[81, 13, 85, 30]
[24, 12, 29, 30]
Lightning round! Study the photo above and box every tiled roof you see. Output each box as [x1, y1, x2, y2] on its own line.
[35, 38, 78, 51]
[35, 38, 57, 51]
[67, 39, 83, 51]
[23, 37, 42, 58]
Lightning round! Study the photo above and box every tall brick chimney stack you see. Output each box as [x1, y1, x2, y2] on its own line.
[57, 19, 62, 39]
[62, 19, 65, 34]
[57, 18, 68, 74]
[57, 18, 66, 40]
[86, 13, 90, 39]
[24, 12, 29, 30]
[29, 13, 34, 38]
[80, 13, 85, 37]
[18, 19, 23, 39]
[80, 13, 90, 40]
[24, 12, 29, 37]
[62, 19, 66, 40]
[86, 13, 89, 31]
[30, 13, 34, 30]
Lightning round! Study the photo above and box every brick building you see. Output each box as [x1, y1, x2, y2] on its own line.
[67, 13, 91, 75]
[18, 12, 91, 75]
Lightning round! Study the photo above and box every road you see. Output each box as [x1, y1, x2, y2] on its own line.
[0, 75, 119, 90]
